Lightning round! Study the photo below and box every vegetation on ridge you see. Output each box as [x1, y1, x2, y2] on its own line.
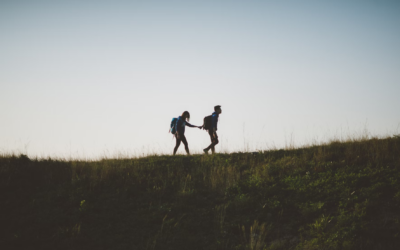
[1, 136, 400, 249]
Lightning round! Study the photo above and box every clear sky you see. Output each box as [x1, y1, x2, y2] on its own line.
[1, 0, 399, 159]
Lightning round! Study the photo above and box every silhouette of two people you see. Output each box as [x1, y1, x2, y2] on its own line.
[172, 105, 222, 155]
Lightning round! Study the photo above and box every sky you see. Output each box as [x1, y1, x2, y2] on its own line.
[1, 0, 400, 159]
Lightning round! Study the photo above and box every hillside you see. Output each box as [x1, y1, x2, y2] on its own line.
[1, 137, 400, 249]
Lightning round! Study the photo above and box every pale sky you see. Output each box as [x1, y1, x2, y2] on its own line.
[1, 0, 399, 158]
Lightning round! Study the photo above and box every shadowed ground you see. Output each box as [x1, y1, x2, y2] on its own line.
[1, 136, 400, 249]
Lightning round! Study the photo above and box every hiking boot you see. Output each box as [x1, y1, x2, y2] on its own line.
[203, 149, 209, 154]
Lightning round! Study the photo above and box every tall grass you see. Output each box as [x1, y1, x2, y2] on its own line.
[1, 135, 400, 249]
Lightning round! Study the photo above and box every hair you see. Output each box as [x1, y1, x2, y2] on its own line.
[182, 111, 190, 121]
[214, 105, 221, 111]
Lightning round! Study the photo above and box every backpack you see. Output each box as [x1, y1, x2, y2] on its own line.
[170, 118, 178, 134]
[202, 115, 212, 131]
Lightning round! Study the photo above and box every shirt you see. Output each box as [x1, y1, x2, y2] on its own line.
[176, 116, 196, 134]
[211, 112, 219, 131]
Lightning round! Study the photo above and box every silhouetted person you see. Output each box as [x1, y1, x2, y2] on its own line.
[203, 105, 222, 154]
[173, 111, 201, 155]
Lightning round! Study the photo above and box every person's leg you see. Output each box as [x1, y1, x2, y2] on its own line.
[173, 135, 181, 155]
[211, 132, 218, 154]
[203, 131, 213, 153]
[181, 135, 190, 155]
[204, 131, 219, 154]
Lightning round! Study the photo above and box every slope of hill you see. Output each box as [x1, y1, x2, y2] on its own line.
[1, 136, 400, 249]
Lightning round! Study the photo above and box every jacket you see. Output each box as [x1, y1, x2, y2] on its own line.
[176, 116, 196, 134]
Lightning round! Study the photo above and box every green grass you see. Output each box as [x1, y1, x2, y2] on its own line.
[1, 136, 400, 249]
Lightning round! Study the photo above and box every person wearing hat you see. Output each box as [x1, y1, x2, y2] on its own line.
[203, 105, 222, 154]
[173, 111, 202, 155]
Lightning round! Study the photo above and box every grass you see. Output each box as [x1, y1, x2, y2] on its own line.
[1, 136, 400, 249]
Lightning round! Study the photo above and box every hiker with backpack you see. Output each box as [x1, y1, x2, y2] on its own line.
[170, 111, 202, 155]
[203, 105, 222, 154]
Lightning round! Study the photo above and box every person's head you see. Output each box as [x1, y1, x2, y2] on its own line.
[214, 105, 222, 114]
[182, 111, 190, 121]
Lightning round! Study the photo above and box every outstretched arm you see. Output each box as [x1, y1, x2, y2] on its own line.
[185, 122, 202, 129]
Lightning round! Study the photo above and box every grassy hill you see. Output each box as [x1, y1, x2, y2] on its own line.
[1, 136, 400, 249]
